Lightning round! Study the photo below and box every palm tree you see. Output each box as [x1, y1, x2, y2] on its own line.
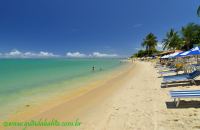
[162, 29, 183, 50]
[141, 33, 157, 56]
[181, 23, 200, 50]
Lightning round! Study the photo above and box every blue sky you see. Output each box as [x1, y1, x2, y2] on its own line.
[0, 0, 199, 57]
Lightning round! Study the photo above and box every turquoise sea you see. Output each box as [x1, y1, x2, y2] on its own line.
[0, 58, 125, 119]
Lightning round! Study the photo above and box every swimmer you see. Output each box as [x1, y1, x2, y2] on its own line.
[92, 66, 95, 71]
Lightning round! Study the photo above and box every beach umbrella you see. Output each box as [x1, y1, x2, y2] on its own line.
[168, 52, 182, 58]
[180, 46, 200, 56]
[174, 47, 200, 58]
[161, 51, 183, 59]
[175, 46, 200, 64]
[161, 54, 170, 59]
[174, 51, 185, 58]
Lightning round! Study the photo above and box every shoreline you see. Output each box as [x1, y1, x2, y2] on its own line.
[3, 61, 200, 130]
[0, 58, 126, 120]
[2, 61, 135, 130]
[4, 61, 133, 122]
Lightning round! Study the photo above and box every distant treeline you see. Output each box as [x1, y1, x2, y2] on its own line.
[132, 22, 200, 58]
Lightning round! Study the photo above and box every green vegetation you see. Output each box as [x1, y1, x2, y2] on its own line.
[141, 33, 157, 55]
[133, 23, 200, 58]
[181, 23, 200, 50]
[133, 33, 158, 58]
[162, 29, 183, 50]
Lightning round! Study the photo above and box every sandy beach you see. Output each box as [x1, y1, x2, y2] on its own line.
[3, 61, 200, 130]
[1, 1, 199, 130]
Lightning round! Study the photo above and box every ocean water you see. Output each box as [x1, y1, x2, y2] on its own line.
[0, 58, 125, 119]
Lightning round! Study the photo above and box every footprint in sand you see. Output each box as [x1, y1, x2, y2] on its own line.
[193, 126, 200, 129]
[189, 114, 193, 117]
[26, 105, 30, 107]
[113, 107, 120, 110]
[173, 119, 179, 122]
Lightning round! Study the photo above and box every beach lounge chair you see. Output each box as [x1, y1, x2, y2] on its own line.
[169, 90, 200, 107]
[159, 70, 178, 77]
[162, 70, 200, 87]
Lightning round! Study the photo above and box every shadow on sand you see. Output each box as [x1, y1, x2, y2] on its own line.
[166, 100, 200, 109]
[161, 80, 200, 88]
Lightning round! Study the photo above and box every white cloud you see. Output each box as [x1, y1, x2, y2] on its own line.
[1, 49, 59, 58]
[135, 47, 144, 51]
[66, 51, 118, 58]
[5, 50, 23, 57]
[38, 51, 57, 57]
[24, 52, 36, 57]
[157, 42, 163, 51]
[133, 24, 143, 28]
[9, 50, 21, 55]
[0, 50, 119, 58]
[92, 52, 118, 58]
[66, 52, 86, 58]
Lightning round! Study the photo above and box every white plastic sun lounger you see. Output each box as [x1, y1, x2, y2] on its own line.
[169, 90, 200, 107]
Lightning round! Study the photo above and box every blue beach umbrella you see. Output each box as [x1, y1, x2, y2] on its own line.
[175, 47, 200, 63]
[174, 51, 186, 58]
[161, 54, 170, 59]
[161, 52, 182, 59]
[168, 52, 182, 58]
[179, 46, 200, 57]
